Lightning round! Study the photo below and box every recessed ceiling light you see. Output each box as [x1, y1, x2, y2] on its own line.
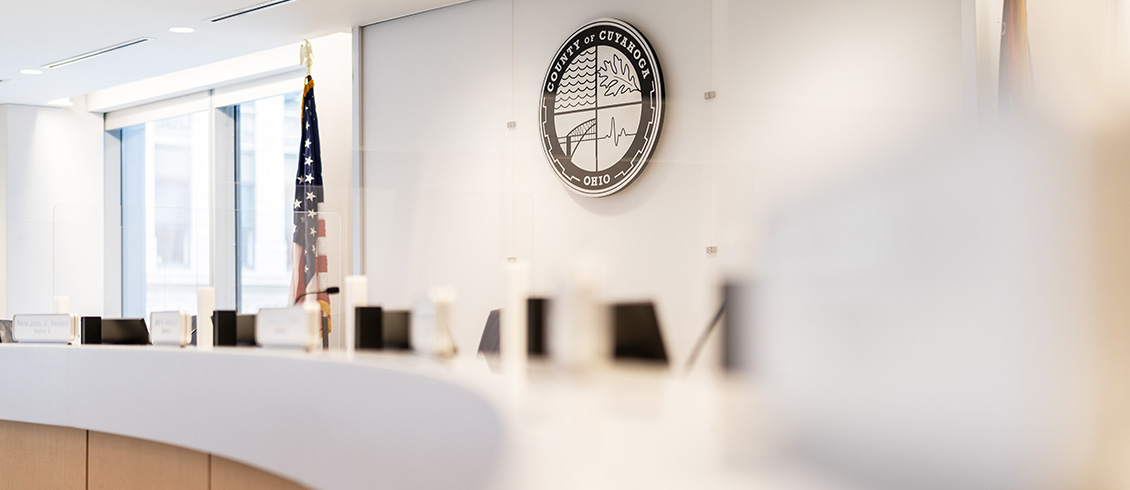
[47, 98, 74, 107]
[20, 69, 43, 75]
[169, 27, 195, 33]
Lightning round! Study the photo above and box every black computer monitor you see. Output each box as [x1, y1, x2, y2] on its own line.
[100, 318, 150, 345]
[476, 299, 549, 358]
[355, 306, 384, 350]
[613, 302, 668, 364]
[81, 317, 102, 344]
[236, 314, 256, 346]
[477, 309, 501, 355]
[212, 310, 237, 346]
[527, 298, 549, 357]
[382, 310, 411, 350]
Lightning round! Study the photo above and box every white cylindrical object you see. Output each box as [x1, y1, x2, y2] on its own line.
[70, 314, 80, 344]
[427, 287, 457, 358]
[303, 294, 320, 351]
[412, 298, 436, 356]
[344, 276, 369, 355]
[574, 273, 610, 368]
[197, 287, 215, 350]
[53, 296, 70, 314]
[502, 262, 530, 377]
[551, 259, 609, 370]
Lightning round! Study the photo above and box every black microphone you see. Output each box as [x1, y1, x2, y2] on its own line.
[297, 287, 340, 301]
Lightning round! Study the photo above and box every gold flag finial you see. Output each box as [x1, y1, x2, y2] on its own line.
[299, 39, 313, 77]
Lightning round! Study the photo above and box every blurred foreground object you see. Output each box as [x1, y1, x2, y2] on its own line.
[998, 0, 1032, 111]
[751, 115, 1130, 489]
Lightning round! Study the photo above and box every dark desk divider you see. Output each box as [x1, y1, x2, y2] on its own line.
[236, 314, 256, 346]
[81, 317, 102, 344]
[477, 310, 501, 355]
[100, 319, 150, 345]
[212, 311, 237, 346]
[355, 306, 384, 350]
[0, 320, 12, 343]
[613, 302, 668, 364]
[382, 310, 412, 350]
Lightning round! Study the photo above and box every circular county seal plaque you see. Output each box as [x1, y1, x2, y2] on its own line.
[539, 19, 665, 197]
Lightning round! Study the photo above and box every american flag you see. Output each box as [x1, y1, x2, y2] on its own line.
[290, 75, 330, 332]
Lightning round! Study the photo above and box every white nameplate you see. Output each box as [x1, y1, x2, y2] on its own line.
[256, 305, 317, 350]
[13, 314, 78, 344]
[150, 311, 190, 347]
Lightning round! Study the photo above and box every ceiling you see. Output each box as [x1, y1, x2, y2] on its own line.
[0, 0, 465, 106]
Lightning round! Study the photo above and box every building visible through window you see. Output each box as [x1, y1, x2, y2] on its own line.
[121, 111, 211, 318]
[236, 92, 301, 314]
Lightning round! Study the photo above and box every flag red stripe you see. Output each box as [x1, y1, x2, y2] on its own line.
[316, 255, 328, 273]
[317, 219, 326, 238]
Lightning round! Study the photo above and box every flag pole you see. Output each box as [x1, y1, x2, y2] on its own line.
[291, 39, 330, 349]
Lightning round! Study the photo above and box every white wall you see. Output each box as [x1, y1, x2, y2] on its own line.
[361, 0, 516, 354]
[0, 105, 6, 318]
[714, 0, 964, 272]
[4, 100, 105, 317]
[360, 0, 966, 364]
[1025, 0, 1122, 116]
[308, 33, 356, 350]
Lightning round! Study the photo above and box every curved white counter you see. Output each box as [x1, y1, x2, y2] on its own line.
[0, 344, 507, 490]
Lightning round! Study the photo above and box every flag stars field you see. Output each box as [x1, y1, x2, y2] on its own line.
[290, 75, 331, 337]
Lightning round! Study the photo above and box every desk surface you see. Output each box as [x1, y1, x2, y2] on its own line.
[0, 345, 506, 490]
[0, 344, 766, 490]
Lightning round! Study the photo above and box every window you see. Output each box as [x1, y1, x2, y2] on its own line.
[121, 111, 211, 318]
[235, 92, 302, 314]
[112, 76, 304, 319]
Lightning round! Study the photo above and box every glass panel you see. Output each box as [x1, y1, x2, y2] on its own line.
[121, 111, 211, 318]
[235, 92, 302, 314]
